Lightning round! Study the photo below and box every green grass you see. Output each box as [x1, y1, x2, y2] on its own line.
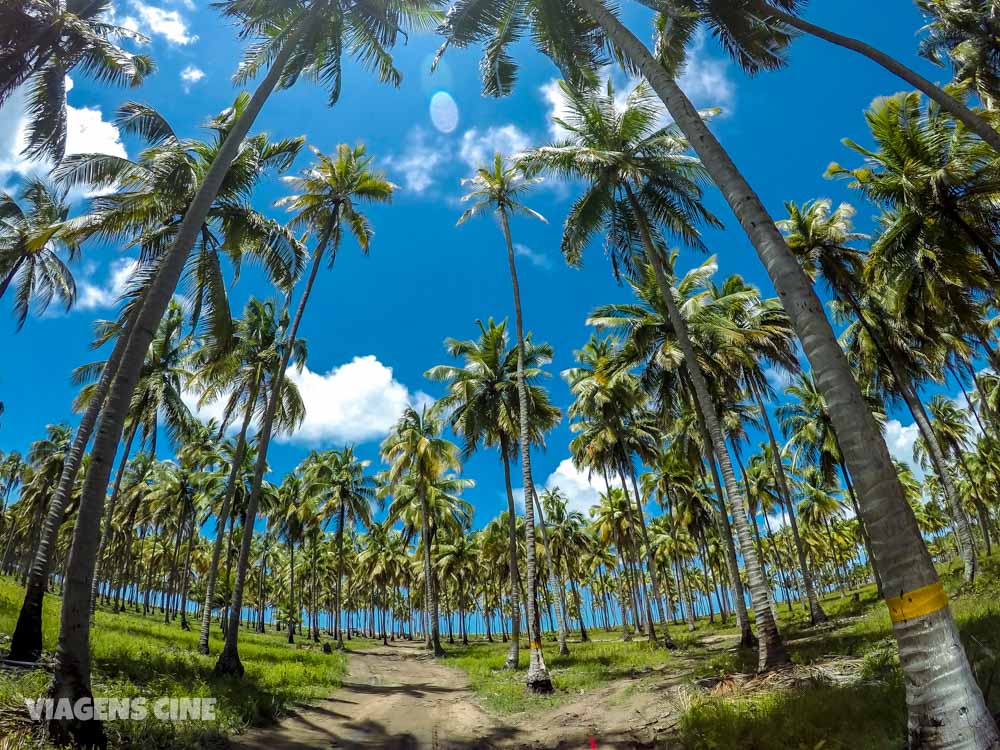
[0, 577, 347, 749]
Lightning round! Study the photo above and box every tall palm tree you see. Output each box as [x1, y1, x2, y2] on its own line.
[919, 0, 1000, 109]
[439, 5, 991, 735]
[426, 317, 560, 667]
[214, 144, 394, 677]
[0, 178, 80, 329]
[192, 297, 305, 655]
[671, 0, 1000, 151]
[0, 0, 153, 161]
[381, 405, 467, 656]
[305, 447, 374, 649]
[457, 153, 554, 692]
[523, 80, 783, 668]
[49, 5, 436, 735]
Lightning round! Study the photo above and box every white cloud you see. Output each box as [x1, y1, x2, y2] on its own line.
[77, 259, 138, 311]
[459, 125, 532, 169]
[180, 65, 205, 91]
[764, 365, 793, 391]
[128, 1, 196, 44]
[677, 33, 734, 110]
[0, 78, 125, 191]
[514, 243, 552, 270]
[281, 356, 431, 445]
[884, 418, 923, 479]
[384, 128, 446, 194]
[529, 458, 622, 515]
[540, 79, 573, 141]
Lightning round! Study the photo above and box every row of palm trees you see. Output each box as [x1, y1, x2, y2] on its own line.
[3, 0, 1000, 746]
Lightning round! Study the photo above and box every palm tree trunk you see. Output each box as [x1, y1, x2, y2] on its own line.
[751, 386, 827, 623]
[500, 209, 552, 693]
[624, 462, 675, 647]
[764, 6, 1000, 153]
[197, 379, 259, 655]
[334, 501, 346, 648]
[531, 489, 569, 656]
[627, 184, 785, 668]
[215, 210, 335, 677]
[9, 305, 137, 661]
[47, 27, 306, 739]
[421, 503, 443, 655]
[499, 442, 521, 670]
[574, 3, 997, 737]
[287, 542, 295, 644]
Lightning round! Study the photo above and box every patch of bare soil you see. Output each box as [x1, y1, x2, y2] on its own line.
[228, 639, 716, 750]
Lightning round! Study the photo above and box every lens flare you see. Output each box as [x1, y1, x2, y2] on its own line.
[429, 91, 459, 134]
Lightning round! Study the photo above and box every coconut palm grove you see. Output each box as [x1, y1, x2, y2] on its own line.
[5, 1, 1000, 748]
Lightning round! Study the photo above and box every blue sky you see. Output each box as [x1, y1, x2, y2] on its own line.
[0, 1, 946, 527]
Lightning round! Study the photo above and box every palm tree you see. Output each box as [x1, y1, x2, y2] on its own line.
[305, 447, 374, 649]
[0, 178, 80, 329]
[919, 0, 1000, 109]
[214, 144, 395, 677]
[49, 4, 435, 733]
[671, 0, 1000, 151]
[523, 79, 783, 668]
[426, 317, 561, 666]
[457, 153, 554, 692]
[440, 6, 989, 735]
[0, 0, 153, 161]
[381, 405, 466, 656]
[192, 297, 305, 655]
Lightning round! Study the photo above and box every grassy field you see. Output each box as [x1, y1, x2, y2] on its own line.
[439, 556, 1000, 749]
[0, 578, 347, 749]
[3, 556, 1000, 749]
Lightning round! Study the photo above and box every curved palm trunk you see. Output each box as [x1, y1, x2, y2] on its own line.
[499, 443, 521, 669]
[500, 210, 552, 693]
[575, 2, 998, 739]
[626, 183, 784, 668]
[765, 6, 1000, 153]
[9, 305, 135, 662]
[197, 380, 258, 655]
[750, 387, 827, 624]
[532, 490, 569, 656]
[47, 28, 304, 742]
[215, 214, 333, 676]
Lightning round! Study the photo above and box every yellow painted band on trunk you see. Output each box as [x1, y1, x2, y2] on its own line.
[886, 581, 948, 623]
[530, 641, 542, 650]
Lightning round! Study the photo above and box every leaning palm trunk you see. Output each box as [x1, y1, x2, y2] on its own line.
[531, 489, 569, 656]
[197, 380, 258, 655]
[626, 182, 785, 668]
[750, 386, 827, 624]
[215, 216, 333, 676]
[499, 445, 521, 669]
[575, 1, 998, 741]
[8, 304, 136, 662]
[765, 6, 1000, 154]
[500, 210, 552, 692]
[47, 29, 302, 745]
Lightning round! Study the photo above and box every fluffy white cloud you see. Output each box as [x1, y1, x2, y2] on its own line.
[280, 356, 431, 445]
[77, 259, 138, 311]
[884, 418, 923, 479]
[384, 128, 446, 194]
[0, 78, 125, 190]
[180, 65, 205, 91]
[763, 365, 793, 391]
[514, 243, 552, 270]
[127, 1, 197, 45]
[531, 458, 622, 515]
[677, 33, 734, 110]
[459, 125, 531, 169]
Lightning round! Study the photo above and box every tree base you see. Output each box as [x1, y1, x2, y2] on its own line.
[8, 589, 44, 663]
[809, 602, 829, 626]
[739, 625, 758, 650]
[558, 643, 569, 657]
[47, 661, 108, 749]
[213, 647, 244, 678]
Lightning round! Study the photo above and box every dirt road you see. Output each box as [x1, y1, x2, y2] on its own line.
[229, 640, 687, 749]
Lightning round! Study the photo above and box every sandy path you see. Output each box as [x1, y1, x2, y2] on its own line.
[229, 639, 697, 749]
